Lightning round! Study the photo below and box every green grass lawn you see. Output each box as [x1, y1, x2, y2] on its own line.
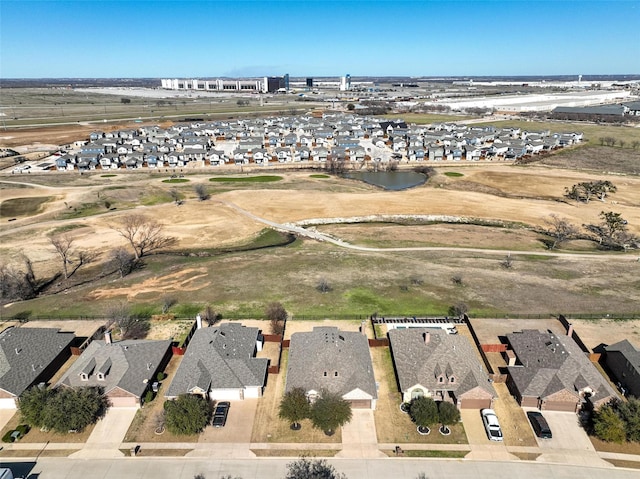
[0, 196, 53, 217]
[209, 175, 283, 183]
[443, 172, 464, 177]
[162, 178, 189, 183]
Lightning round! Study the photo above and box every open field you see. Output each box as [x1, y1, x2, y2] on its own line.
[1, 117, 640, 327]
[0, 87, 322, 129]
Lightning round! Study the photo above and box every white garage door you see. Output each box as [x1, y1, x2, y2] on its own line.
[210, 389, 243, 401]
[0, 398, 17, 409]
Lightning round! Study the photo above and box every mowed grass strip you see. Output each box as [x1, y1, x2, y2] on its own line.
[0, 196, 53, 217]
[162, 178, 190, 183]
[209, 175, 283, 183]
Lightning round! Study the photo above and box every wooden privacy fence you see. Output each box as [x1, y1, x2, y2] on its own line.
[481, 344, 508, 353]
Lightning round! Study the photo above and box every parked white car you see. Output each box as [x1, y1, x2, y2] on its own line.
[481, 408, 503, 441]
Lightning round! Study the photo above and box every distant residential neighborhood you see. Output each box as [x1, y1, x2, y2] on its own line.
[39, 113, 582, 172]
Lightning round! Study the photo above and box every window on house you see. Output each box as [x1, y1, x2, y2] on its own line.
[334, 371, 338, 377]
[323, 371, 327, 377]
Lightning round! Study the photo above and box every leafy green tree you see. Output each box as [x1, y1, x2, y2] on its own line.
[409, 396, 439, 430]
[617, 397, 640, 442]
[164, 394, 211, 435]
[437, 401, 460, 431]
[18, 386, 54, 428]
[46, 387, 109, 432]
[19, 386, 108, 433]
[599, 211, 629, 245]
[310, 391, 352, 435]
[279, 387, 311, 430]
[284, 457, 347, 479]
[593, 404, 626, 443]
[594, 180, 617, 201]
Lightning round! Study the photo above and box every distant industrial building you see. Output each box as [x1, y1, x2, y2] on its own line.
[340, 74, 352, 91]
[161, 75, 290, 94]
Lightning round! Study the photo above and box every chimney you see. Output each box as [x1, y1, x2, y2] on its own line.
[196, 314, 202, 330]
[567, 323, 574, 337]
[104, 331, 112, 345]
[424, 332, 430, 344]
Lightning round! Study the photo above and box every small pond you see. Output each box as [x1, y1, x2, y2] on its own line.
[346, 171, 427, 191]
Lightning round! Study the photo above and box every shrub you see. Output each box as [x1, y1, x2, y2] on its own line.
[593, 404, 626, 443]
[409, 396, 438, 429]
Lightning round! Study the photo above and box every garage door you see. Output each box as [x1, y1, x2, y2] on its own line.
[349, 399, 371, 409]
[0, 398, 17, 409]
[460, 398, 492, 409]
[109, 396, 139, 407]
[543, 401, 577, 412]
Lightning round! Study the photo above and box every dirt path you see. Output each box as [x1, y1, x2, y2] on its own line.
[219, 199, 640, 261]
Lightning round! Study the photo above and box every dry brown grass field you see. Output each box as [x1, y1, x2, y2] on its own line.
[1, 121, 639, 327]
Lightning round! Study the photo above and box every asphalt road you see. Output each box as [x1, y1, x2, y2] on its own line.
[3, 457, 638, 479]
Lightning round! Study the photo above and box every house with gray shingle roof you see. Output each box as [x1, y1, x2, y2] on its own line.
[604, 339, 640, 399]
[388, 328, 495, 409]
[55, 334, 172, 407]
[506, 329, 617, 411]
[285, 327, 377, 409]
[165, 322, 267, 401]
[0, 327, 75, 409]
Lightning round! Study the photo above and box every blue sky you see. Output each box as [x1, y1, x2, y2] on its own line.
[1, 0, 639, 78]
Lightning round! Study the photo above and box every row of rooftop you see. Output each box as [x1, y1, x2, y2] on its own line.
[1, 317, 635, 415]
[47, 113, 582, 171]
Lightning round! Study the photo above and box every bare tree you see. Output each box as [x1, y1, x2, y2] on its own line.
[194, 184, 209, 201]
[265, 301, 287, 335]
[448, 302, 469, 319]
[500, 253, 513, 269]
[112, 214, 177, 260]
[316, 278, 332, 293]
[544, 214, 579, 249]
[451, 274, 463, 286]
[168, 187, 181, 205]
[105, 302, 150, 340]
[109, 247, 137, 278]
[161, 296, 177, 314]
[201, 306, 222, 326]
[0, 256, 38, 303]
[49, 234, 74, 279]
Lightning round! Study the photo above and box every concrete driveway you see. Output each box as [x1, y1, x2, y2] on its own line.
[524, 409, 593, 451]
[0, 408, 16, 431]
[199, 399, 258, 444]
[525, 409, 611, 467]
[460, 408, 519, 461]
[70, 407, 138, 458]
[336, 409, 385, 458]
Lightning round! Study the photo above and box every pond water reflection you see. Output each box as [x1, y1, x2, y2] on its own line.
[346, 170, 427, 190]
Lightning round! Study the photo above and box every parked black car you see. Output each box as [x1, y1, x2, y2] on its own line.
[212, 401, 230, 427]
[527, 411, 552, 439]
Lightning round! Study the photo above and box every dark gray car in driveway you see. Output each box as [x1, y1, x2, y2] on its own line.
[212, 401, 230, 427]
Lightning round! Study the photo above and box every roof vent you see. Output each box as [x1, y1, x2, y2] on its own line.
[15, 348, 21, 355]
